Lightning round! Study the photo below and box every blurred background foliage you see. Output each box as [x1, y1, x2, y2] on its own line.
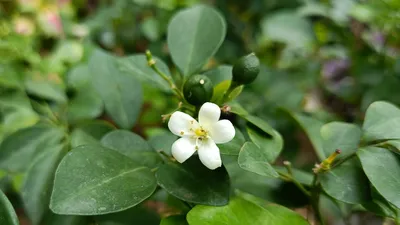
[1, 0, 400, 224]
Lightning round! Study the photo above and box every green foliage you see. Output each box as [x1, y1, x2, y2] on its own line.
[0, 190, 18, 225]
[167, 5, 226, 76]
[2, 0, 400, 224]
[50, 145, 157, 215]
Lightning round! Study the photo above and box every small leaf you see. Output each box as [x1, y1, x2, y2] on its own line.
[156, 157, 230, 206]
[218, 127, 245, 155]
[238, 142, 279, 178]
[168, 5, 226, 76]
[89, 49, 143, 129]
[0, 125, 64, 172]
[50, 145, 157, 215]
[321, 122, 361, 159]
[229, 104, 283, 162]
[0, 190, 19, 225]
[100, 130, 162, 168]
[118, 55, 171, 92]
[261, 10, 314, 48]
[357, 147, 400, 209]
[160, 215, 188, 225]
[187, 194, 310, 225]
[320, 158, 370, 204]
[22, 144, 67, 225]
[25, 78, 67, 103]
[362, 101, 400, 142]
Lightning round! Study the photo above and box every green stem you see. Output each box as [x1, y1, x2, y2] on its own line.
[311, 186, 325, 225]
[283, 161, 311, 197]
[277, 171, 311, 197]
[146, 50, 184, 100]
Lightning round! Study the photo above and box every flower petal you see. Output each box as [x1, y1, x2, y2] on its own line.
[168, 111, 198, 137]
[171, 137, 197, 163]
[209, 120, 235, 144]
[198, 139, 222, 170]
[198, 102, 221, 128]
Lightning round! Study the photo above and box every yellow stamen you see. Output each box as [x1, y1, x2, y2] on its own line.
[180, 131, 184, 135]
[195, 128, 206, 137]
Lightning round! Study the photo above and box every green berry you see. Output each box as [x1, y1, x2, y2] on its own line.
[183, 74, 214, 106]
[232, 52, 260, 84]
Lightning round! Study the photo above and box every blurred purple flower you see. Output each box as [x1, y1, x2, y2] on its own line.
[322, 58, 350, 80]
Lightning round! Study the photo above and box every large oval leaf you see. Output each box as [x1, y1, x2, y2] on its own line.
[89, 49, 143, 129]
[357, 146, 400, 208]
[156, 158, 230, 206]
[187, 194, 309, 225]
[0, 125, 64, 172]
[100, 130, 162, 168]
[0, 190, 18, 225]
[22, 144, 67, 225]
[50, 145, 157, 215]
[70, 120, 115, 148]
[167, 5, 226, 76]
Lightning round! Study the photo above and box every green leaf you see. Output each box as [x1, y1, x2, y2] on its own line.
[24, 78, 67, 103]
[156, 157, 230, 206]
[89, 49, 143, 129]
[118, 55, 171, 92]
[229, 104, 283, 162]
[357, 146, 400, 209]
[321, 122, 361, 159]
[320, 158, 370, 204]
[362, 101, 400, 142]
[160, 215, 188, 225]
[363, 187, 400, 219]
[238, 142, 279, 178]
[218, 127, 245, 155]
[22, 144, 67, 225]
[70, 121, 115, 148]
[100, 130, 162, 168]
[95, 205, 160, 225]
[148, 133, 177, 155]
[0, 125, 64, 172]
[187, 194, 310, 225]
[291, 113, 325, 160]
[246, 124, 282, 163]
[204, 65, 232, 86]
[167, 5, 226, 76]
[0, 190, 18, 225]
[261, 10, 314, 48]
[67, 90, 103, 123]
[50, 145, 157, 215]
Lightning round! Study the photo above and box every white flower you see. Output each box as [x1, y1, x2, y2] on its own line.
[168, 102, 235, 170]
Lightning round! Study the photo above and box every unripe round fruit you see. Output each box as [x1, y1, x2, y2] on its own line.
[232, 52, 260, 84]
[183, 74, 214, 106]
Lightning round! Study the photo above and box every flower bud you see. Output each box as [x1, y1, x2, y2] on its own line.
[183, 74, 214, 106]
[232, 52, 260, 85]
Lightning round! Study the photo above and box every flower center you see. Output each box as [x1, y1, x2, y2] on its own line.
[195, 128, 207, 137]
